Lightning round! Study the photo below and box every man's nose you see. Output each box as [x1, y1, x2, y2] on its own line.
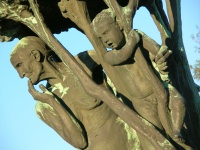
[102, 36, 108, 43]
[103, 39, 109, 45]
[19, 70, 25, 78]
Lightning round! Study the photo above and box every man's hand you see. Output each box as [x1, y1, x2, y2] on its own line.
[28, 80, 54, 105]
[154, 45, 172, 75]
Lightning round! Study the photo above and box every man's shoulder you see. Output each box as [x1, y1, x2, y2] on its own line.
[75, 50, 101, 73]
[134, 29, 146, 36]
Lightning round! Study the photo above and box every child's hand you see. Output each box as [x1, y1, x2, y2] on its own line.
[126, 30, 140, 48]
[155, 45, 172, 75]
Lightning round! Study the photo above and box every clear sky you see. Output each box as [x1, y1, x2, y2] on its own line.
[0, 1, 199, 150]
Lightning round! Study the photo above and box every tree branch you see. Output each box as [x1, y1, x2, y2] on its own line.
[103, 0, 139, 36]
[143, 0, 171, 45]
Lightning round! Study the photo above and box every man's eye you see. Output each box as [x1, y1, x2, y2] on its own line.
[103, 31, 108, 35]
[16, 63, 22, 68]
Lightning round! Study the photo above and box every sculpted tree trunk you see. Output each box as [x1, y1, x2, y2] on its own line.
[143, 0, 200, 148]
[0, 0, 199, 149]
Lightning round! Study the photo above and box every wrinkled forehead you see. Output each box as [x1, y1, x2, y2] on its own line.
[10, 52, 22, 67]
[10, 39, 30, 59]
[10, 36, 47, 58]
[10, 44, 31, 68]
[11, 48, 29, 60]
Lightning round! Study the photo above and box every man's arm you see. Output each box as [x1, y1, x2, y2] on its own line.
[28, 81, 87, 149]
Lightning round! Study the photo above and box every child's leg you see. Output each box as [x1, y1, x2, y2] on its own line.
[168, 84, 186, 141]
[156, 87, 173, 136]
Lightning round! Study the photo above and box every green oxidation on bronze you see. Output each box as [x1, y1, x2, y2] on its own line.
[35, 101, 62, 128]
[151, 60, 170, 82]
[168, 84, 175, 91]
[22, 16, 37, 24]
[0, 1, 50, 42]
[123, 7, 131, 16]
[106, 75, 117, 96]
[10, 38, 32, 57]
[10, 36, 44, 58]
[51, 83, 69, 98]
[158, 139, 173, 148]
[31, 2, 50, 42]
[35, 101, 58, 120]
[0, 2, 36, 24]
[62, 75, 67, 81]
[122, 7, 132, 31]
[116, 117, 141, 150]
[180, 47, 184, 52]
[91, 8, 114, 35]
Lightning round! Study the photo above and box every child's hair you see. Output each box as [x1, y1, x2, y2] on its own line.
[91, 8, 116, 33]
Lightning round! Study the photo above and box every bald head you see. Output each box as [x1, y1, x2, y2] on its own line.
[10, 36, 50, 84]
[10, 36, 49, 59]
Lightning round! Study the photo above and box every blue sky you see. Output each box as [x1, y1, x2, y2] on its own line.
[0, 1, 199, 150]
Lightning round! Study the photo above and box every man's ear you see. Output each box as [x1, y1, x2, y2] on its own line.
[30, 50, 41, 61]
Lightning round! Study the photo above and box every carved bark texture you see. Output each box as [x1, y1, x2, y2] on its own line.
[143, 0, 200, 149]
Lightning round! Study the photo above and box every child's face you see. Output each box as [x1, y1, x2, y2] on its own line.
[93, 20, 125, 50]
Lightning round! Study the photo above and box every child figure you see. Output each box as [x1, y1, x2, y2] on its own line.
[91, 8, 186, 143]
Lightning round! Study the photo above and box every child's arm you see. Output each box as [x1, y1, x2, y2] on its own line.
[136, 29, 172, 63]
[103, 30, 140, 65]
[136, 30, 172, 74]
[136, 29, 161, 56]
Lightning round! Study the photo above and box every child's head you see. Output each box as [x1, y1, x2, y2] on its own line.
[91, 8, 125, 50]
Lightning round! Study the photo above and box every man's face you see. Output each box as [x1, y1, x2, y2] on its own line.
[10, 50, 43, 85]
[93, 20, 125, 50]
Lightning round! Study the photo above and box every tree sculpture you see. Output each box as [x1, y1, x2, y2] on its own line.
[0, 0, 199, 149]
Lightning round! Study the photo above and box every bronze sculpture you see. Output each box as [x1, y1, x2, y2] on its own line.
[10, 36, 141, 150]
[0, 0, 199, 149]
[91, 8, 186, 143]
